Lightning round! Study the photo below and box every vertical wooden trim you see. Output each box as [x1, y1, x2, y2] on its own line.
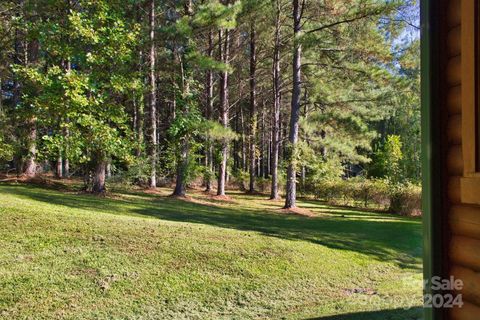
[421, 0, 445, 319]
[460, 1, 480, 205]
[421, 7, 433, 311]
[476, 2, 480, 171]
[461, 0, 476, 175]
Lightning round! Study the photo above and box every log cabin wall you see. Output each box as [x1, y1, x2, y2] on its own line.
[443, 0, 480, 318]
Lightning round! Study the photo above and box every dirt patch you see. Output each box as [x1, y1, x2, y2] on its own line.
[0, 174, 82, 191]
[208, 194, 235, 202]
[343, 288, 377, 296]
[277, 207, 315, 217]
[97, 274, 119, 293]
[70, 267, 99, 277]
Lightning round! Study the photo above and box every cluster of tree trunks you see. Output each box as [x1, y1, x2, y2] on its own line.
[5, 0, 317, 208]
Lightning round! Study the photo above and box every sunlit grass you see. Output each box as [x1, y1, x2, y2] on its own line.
[0, 183, 423, 319]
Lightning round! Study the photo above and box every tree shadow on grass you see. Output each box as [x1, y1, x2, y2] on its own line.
[308, 307, 423, 320]
[0, 183, 422, 270]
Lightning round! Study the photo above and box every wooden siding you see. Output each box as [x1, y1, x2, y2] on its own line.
[446, 0, 480, 318]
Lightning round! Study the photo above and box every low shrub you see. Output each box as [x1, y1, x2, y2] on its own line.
[308, 177, 421, 216]
[230, 171, 284, 194]
[388, 182, 422, 216]
[230, 170, 249, 191]
[254, 177, 266, 193]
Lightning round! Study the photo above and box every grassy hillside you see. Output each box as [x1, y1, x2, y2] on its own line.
[0, 183, 423, 319]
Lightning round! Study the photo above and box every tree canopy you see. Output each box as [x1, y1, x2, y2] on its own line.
[0, 0, 420, 204]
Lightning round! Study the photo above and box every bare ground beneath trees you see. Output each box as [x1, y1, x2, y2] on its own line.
[277, 207, 315, 218]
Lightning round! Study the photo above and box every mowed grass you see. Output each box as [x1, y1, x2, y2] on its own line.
[0, 183, 423, 319]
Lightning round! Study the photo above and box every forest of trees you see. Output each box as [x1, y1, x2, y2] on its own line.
[0, 0, 419, 209]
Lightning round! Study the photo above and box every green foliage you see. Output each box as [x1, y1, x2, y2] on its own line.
[0, 108, 13, 162]
[201, 120, 239, 142]
[0, 136, 13, 162]
[231, 169, 249, 190]
[200, 164, 216, 187]
[112, 157, 152, 187]
[168, 107, 203, 141]
[307, 156, 344, 184]
[182, 152, 205, 185]
[389, 39, 421, 182]
[297, 0, 404, 167]
[308, 176, 421, 215]
[0, 0, 420, 207]
[192, 0, 242, 30]
[256, 176, 274, 193]
[8, 0, 141, 177]
[389, 181, 422, 216]
[186, 51, 231, 73]
[370, 135, 404, 183]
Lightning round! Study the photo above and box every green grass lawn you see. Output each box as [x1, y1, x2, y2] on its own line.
[0, 183, 423, 319]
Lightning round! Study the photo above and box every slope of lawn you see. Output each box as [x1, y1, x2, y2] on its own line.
[0, 183, 423, 319]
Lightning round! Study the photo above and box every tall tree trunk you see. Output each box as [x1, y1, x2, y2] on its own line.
[279, 102, 283, 160]
[217, 29, 230, 196]
[284, 0, 302, 209]
[270, 2, 281, 199]
[262, 101, 268, 178]
[240, 106, 247, 171]
[173, 59, 190, 196]
[92, 155, 106, 194]
[15, 3, 37, 178]
[56, 155, 63, 178]
[62, 61, 71, 178]
[259, 106, 264, 178]
[301, 165, 306, 193]
[148, 0, 157, 188]
[134, 49, 145, 158]
[173, 1, 193, 197]
[173, 139, 189, 196]
[63, 126, 69, 177]
[55, 116, 63, 179]
[23, 117, 37, 177]
[205, 30, 214, 192]
[233, 110, 239, 170]
[248, 23, 257, 193]
[106, 162, 112, 178]
[267, 132, 271, 176]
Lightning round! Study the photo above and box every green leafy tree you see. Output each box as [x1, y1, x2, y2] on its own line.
[370, 134, 404, 183]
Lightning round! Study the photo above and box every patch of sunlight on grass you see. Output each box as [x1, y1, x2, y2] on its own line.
[0, 183, 423, 319]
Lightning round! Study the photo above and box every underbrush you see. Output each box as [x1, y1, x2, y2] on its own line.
[308, 178, 421, 216]
[232, 173, 421, 216]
